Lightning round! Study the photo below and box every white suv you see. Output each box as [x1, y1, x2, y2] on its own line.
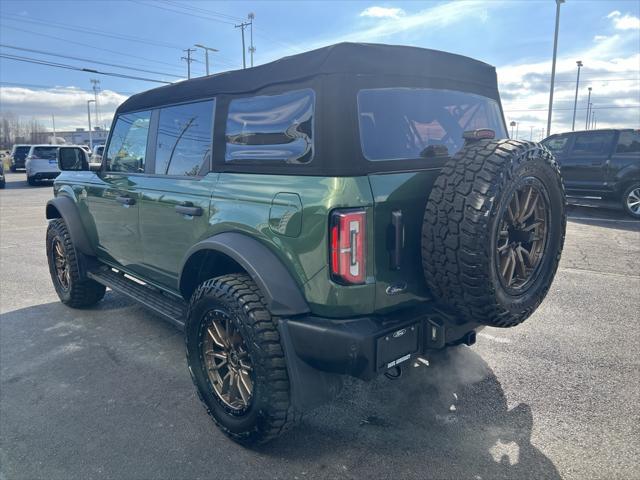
[25, 145, 87, 186]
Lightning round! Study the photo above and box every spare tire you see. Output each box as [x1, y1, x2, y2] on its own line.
[422, 139, 566, 328]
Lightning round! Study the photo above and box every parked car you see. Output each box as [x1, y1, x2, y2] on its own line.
[543, 129, 640, 218]
[45, 43, 566, 445]
[0, 161, 5, 188]
[25, 144, 88, 185]
[9, 144, 31, 171]
[90, 144, 104, 164]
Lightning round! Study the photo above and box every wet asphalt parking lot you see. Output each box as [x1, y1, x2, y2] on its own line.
[1, 171, 639, 480]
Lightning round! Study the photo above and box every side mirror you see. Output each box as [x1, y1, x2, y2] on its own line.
[58, 147, 89, 171]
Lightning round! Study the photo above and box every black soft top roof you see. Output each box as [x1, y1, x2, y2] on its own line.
[118, 42, 499, 114]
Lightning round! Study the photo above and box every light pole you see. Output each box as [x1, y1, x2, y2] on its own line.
[571, 60, 583, 131]
[248, 12, 255, 67]
[510, 120, 516, 138]
[194, 44, 219, 76]
[585, 87, 592, 130]
[546, 0, 565, 137]
[87, 99, 95, 149]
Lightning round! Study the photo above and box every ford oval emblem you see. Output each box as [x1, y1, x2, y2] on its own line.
[393, 328, 406, 338]
[386, 282, 407, 295]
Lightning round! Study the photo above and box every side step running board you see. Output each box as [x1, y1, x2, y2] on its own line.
[88, 268, 186, 329]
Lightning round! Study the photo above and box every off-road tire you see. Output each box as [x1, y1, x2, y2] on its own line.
[185, 273, 297, 445]
[621, 182, 640, 219]
[46, 218, 106, 307]
[422, 139, 566, 328]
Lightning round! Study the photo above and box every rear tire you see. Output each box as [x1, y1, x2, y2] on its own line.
[622, 182, 640, 218]
[27, 176, 37, 186]
[46, 219, 106, 308]
[422, 139, 566, 328]
[185, 273, 297, 445]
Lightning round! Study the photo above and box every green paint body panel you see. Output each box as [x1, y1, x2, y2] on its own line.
[53, 166, 437, 318]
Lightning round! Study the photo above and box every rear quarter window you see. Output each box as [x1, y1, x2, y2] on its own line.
[225, 89, 315, 164]
[32, 147, 58, 159]
[616, 131, 640, 153]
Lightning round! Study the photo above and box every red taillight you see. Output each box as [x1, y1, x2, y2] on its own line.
[329, 209, 366, 285]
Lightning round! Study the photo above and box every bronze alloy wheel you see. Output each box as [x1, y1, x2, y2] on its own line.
[201, 309, 254, 413]
[626, 186, 640, 216]
[52, 238, 71, 291]
[496, 178, 550, 292]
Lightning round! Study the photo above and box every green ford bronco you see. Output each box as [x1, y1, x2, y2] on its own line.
[45, 43, 566, 445]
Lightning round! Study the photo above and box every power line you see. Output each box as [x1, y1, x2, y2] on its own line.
[0, 13, 184, 50]
[0, 44, 183, 78]
[0, 81, 136, 96]
[0, 23, 186, 73]
[0, 53, 171, 84]
[504, 105, 640, 112]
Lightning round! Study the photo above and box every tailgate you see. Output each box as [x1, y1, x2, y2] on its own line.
[368, 170, 440, 312]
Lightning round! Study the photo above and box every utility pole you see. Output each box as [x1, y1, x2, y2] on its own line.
[182, 48, 196, 79]
[585, 87, 592, 130]
[530, 126, 534, 141]
[90, 78, 101, 128]
[591, 110, 596, 130]
[248, 12, 255, 67]
[235, 22, 250, 69]
[87, 99, 95, 149]
[546, 0, 565, 137]
[515, 122, 519, 140]
[51, 114, 56, 145]
[571, 60, 583, 131]
[194, 44, 219, 76]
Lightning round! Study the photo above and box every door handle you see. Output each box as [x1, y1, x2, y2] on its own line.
[175, 202, 203, 216]
[116, 195, 135, 206]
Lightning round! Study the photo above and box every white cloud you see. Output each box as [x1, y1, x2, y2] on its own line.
[0, 86, 128, 130]
[607, 10, 640, 30]
[360, 6, 406, 19]
[498, 30, 640, 136]
[593, 35, 608, 42]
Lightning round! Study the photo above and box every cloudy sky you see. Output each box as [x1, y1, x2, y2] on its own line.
[0, 0, 638, 138]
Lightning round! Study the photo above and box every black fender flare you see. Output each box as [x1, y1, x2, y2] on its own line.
[46, 196, 95, 257]
[179, 232, 310, 317]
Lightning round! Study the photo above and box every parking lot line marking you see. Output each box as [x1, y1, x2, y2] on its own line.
[559, 266, 640, 279]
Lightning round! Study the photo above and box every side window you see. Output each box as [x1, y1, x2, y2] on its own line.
[225, 89, 315, 164]
[616, 131, 640, 153]
[106, 111, 151, 173]
[155, 100, 214, 176]
[572, 133, 614, 155]
[544, 135, 569, 153]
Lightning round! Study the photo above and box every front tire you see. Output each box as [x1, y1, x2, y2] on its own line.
[622, 183, 640, 218]
[27, 175, 37, 186]
[46, 218, 106, 307]
[185, 274, 296, 445]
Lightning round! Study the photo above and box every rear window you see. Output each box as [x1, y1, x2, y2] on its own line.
[32, 147, 58, 159]
[13, 146, 30, 160]
[358, 88, 506, 161]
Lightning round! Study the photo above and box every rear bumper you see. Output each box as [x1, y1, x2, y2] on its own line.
[281, 304, 481, 381]
[30, 171, 60, 181]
